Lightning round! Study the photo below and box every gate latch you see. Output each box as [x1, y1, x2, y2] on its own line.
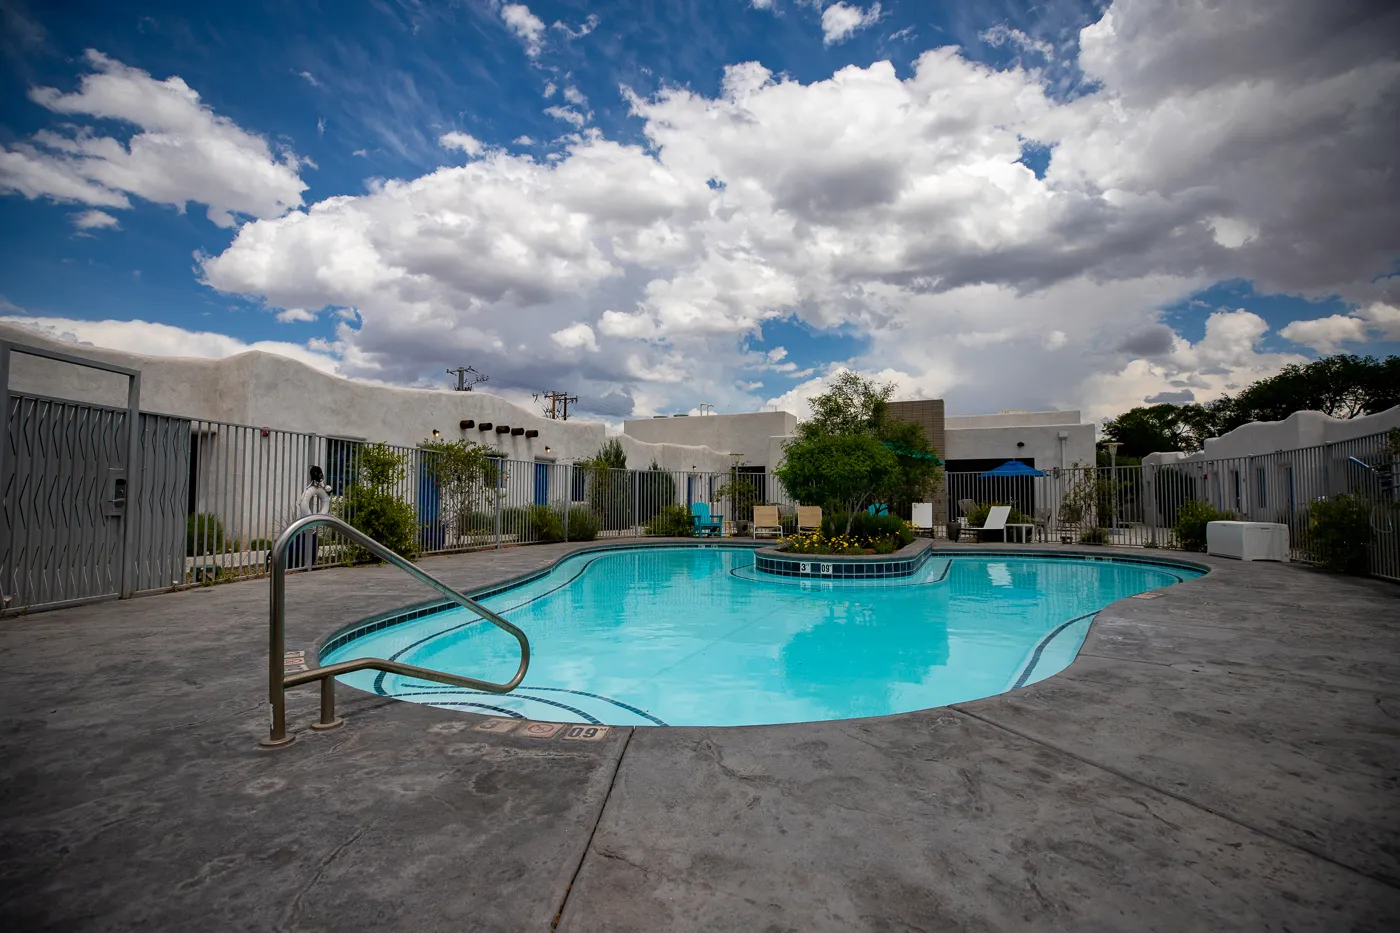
[103, 467, 127, 518]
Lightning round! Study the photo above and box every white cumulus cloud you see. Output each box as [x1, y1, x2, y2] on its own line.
[821, 3, 882, 46]
[551, 322, 600, 352]
[500, 3, 547, 58]
[0, 50, 306, 227]
[72, 209, 120, 231]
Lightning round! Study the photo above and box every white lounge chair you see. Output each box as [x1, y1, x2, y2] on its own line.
[966, 505, 1011, 541]
[911, 502, 934, 534]
[752, 505, 782, 539]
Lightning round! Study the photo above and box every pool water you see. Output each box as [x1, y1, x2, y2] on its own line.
[323, 547, 1201, 727]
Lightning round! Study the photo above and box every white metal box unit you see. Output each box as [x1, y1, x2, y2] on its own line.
[1206, 521, 1290, 562]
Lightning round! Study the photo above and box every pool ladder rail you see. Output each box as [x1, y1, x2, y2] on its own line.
[261, 514, 531, 748]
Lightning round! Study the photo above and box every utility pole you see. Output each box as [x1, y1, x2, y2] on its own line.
[539, 390, 579, 420]
[446, 366, 488, 391]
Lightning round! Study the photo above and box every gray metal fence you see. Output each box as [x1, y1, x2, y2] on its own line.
[5, 344, 1396, 613]
[943, 429, 1399, 581]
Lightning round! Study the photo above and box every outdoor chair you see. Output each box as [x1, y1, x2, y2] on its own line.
[867, 502, 889, 516]
[752, 505, 782, 539]
[691, 502, 723, 537]
[797, 505, 822, 534]
[965, 505, 1012, 542]
[1033, 507, 1052, 542]
[957, 498, 978, 523]
[911, 502, 934, 535]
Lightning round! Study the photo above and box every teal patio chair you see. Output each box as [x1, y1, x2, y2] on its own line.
[867, 502, 889, 516]
[691, 502, 723, 537]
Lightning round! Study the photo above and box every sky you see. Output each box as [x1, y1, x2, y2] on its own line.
[1, 0, 1397, 425]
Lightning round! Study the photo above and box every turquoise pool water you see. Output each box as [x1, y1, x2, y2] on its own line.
[323, 546, 1201, 727]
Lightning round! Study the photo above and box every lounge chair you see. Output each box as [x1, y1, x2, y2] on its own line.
[867, 502, 889, 516]
[797, 505, 822, 534]
[965, 505, 1011, 541]
[911, 502, 934, 534]
[752, 505, 782, 539]
[691, 502, 722, 537]
[957, 498, 977, 522]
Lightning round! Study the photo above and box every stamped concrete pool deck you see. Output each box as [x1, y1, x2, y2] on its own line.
[1, 539, 1397, 931]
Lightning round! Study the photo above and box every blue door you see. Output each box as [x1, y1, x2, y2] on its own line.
[534, 462, 550, 506]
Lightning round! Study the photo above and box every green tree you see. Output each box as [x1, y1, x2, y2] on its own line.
[420, 437, 495, 538]
[1101, 404, 1205, 458]
[1226, 354, 1399, 428]
[774, 433, 900, 533]
[583, 439, 630, 529]
[341, 443, 418, 559]
[786, 371, 944, 517]
[637, 459, 676, 523]
[716, 461, 759, 522]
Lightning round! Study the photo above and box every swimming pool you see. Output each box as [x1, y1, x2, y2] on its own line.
[321, 546, 1203, 727]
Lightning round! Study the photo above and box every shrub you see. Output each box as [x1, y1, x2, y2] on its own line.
[528, 505, 565, 542]
[565, 505, 601, 541]
[1309, 494, 1371, 574]
[500, 506, 536, 541]
[646, 503, 694, 537]
[818, 512, 913, 549]
[1079, 526, 1110, 545]
[1171, 499, 1235, 552]
[341, 443, 418, 560]
[187, 512, 227, 556]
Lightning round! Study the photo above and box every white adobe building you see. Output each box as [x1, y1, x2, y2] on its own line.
[0, 323, 734, 473]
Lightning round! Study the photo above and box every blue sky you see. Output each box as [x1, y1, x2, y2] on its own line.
[1, 0, 1396, 422]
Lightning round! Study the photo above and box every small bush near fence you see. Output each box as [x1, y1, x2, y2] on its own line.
[566, 506, 601, 541]
[1172, 500, 1235, 552]
[515, 505, 600, 543]
[187, 512, 227, 556]
[342, 443, 418, 560]
[646, 504, 694, 537]
[1309, 494, 1371, 574]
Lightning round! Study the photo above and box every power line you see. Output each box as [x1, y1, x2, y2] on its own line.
[446, 366, 488, 391]
[450, 368, 637, 420]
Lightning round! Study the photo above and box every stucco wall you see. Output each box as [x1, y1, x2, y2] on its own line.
[622, 411, 798, 467]
[945, 410, 1082, 429]
[1, 324, 733, 472]
[944, 422, 1096, 470]
[1145, 406, 1400, 465]
[1200, 406, 1400, 460]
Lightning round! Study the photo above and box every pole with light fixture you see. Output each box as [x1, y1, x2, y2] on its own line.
[1103, 441, 1121, 530]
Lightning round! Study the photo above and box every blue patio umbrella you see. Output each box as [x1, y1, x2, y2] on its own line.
[978, 460, 1046, 478]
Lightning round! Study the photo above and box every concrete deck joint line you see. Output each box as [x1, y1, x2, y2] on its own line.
[554, 728, 636, 930]
[952, 706, 1400, 892]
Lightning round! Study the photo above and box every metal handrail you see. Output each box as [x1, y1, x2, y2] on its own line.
[261, 514, 530, 747]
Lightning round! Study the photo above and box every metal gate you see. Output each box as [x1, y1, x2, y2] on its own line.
[1, 342, 142, 612]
